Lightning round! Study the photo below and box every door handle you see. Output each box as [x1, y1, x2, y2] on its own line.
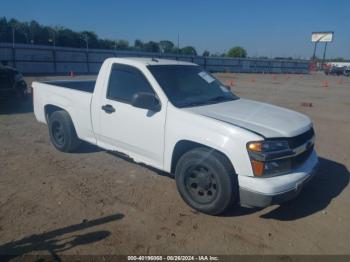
[101, 104, 115, 114]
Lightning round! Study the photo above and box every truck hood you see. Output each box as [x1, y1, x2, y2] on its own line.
[185, 98, 312, 138]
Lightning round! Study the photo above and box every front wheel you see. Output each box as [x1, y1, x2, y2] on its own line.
[175, 147, 238, 215]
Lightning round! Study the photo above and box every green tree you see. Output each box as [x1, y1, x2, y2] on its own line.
[134, 39, 144, 51]
[81, 31, 99, 48]
[0, 17, 207, 54]
[227, 46, 247, 58]
[56, 28, 83, 48]
[115, 40, 129, 50]
[159, 40, 175, 53]
[143, 41, 160, 53]
[181, 46, 197, 55]
[202, 50, 210, 57]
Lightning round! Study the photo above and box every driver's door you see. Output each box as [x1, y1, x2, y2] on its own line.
[96, 63, 166, 169]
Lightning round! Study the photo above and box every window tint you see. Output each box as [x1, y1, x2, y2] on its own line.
[107, 64, 154, 103]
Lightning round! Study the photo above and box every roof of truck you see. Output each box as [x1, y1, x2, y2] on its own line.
[106, 57, 197, 66]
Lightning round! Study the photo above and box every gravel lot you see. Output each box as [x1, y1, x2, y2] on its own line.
[0, 72, 349, 257]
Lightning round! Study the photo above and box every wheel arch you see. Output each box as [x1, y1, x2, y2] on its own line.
[44, 104, 66, 123]
[170, 140, 235, 175]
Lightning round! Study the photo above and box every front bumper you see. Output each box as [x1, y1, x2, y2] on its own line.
[238, 150, 319, 208]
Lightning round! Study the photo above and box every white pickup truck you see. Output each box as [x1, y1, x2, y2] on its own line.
[33, 58, 318, 215]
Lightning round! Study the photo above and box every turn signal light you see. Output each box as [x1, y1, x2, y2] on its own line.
[247, 142, 262, 152]
[251, 160, 264, 176]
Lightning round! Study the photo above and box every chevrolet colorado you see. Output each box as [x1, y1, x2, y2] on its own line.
[33, 58, 318, 215]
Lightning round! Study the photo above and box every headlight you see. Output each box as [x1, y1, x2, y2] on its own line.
[247, 140, 289, 152]
[247, 140, 291, 176]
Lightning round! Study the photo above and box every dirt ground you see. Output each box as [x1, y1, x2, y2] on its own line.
[0, 72, 349, 257]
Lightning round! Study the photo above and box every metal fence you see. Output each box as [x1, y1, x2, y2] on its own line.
[0, 43, 310, 75]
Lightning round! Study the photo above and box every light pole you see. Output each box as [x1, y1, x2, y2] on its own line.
[12, 27, 15, 48]
[177, 33, 180, 56]
[83, 34, 89, 52]
[48, 29, 56, 49]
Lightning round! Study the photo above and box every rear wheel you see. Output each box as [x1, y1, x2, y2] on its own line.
[48, 110, 81, 152]
[175, 147, 237, 215]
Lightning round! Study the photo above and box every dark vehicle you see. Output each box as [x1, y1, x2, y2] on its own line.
[0, 61, 29, 102]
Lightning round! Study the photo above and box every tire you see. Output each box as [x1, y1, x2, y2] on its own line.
[48, 110, 81, 152]
[175, 147, 238, 215]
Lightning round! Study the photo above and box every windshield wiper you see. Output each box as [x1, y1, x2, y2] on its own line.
[178, 101, 208, 108]
[206, 95, 233, 103]
[178, 96, 234, 108]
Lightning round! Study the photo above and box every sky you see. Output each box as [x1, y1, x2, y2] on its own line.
[1, 0, 350, 58]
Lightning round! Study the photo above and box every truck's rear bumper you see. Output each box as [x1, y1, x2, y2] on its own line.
[238, 150, 319, 208]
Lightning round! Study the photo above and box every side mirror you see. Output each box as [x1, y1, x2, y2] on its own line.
[131, 92, 161, 112]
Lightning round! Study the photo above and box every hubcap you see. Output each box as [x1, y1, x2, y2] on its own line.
[52, 121, 65, 146]
[185, 165, 218, 204]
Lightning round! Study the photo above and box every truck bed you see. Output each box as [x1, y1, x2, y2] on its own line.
[44, 80, 96, 93]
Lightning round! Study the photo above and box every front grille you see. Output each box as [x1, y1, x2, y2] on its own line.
[291, 144, 314, 169]
[286, 128, 315, 169]
[287, 128, 314, 148]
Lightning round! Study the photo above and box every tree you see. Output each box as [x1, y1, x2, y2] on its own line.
[56, 28, 83, 48]
[180, 46, 197, 56]
[83, 31, 99, 48]
[115, 40, 129, 50]
[159, 40, 175, 53]
[202, 50, 210, 57]
[143, 41, 160, 53]
[0, 17, 210, 55]
[98, 39, 114, 49]
[227, 46, 247, 58]
[134, 39, 144, 51]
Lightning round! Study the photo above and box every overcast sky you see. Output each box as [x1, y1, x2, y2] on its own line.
[1, 0, 349, 58]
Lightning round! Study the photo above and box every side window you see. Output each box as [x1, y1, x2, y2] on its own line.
[107, 64, 154, 103]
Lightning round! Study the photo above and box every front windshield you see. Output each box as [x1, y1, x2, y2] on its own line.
[148, 65, 239, 108]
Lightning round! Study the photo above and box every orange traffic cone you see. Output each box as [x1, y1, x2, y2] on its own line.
[250, 76, 256, 82]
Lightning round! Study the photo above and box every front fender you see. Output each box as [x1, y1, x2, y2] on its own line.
[163, 105, 263, 177]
